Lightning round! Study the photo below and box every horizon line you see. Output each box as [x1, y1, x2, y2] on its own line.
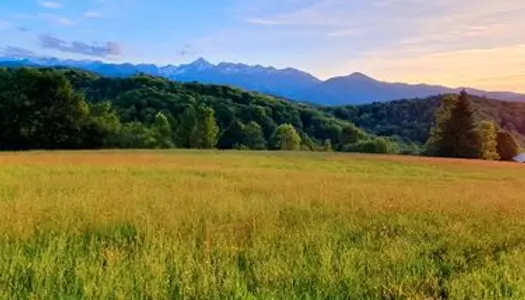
[0, 53, 523, 95]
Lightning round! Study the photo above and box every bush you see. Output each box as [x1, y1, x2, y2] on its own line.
[270, 124, 302, 151]
[343, 138, 398, 154]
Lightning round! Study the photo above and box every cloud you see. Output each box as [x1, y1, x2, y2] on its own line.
[327, 29, 361, 38]
[37, 1, 62, 9]
[0, 46, 37, 57]
[38, 34, 122, 58]
[0, 20, 11, 30]
[243, 18, 286, 26]
[176, 44, 194, 57]
[243, 0, 525, 57]
[16, 26, 31, 32]
[84, 11, 102, 18]
[39, 13, 73, 25]
[242, 1, 349, 27]
[234, 0, 525, 92]
[0, 20, 31, 33]
[13, 13, 37, 20]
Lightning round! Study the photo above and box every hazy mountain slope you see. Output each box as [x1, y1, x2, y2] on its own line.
[1, 56, 523, 104]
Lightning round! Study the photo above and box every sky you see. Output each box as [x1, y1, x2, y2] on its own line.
[0, 0, 524, 92]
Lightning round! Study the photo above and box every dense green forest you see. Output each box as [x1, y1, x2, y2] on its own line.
[0, 67, 399, 153]
[324, 96, 525, 146]
[423, 91, 521, 161]
[1, 67, 523, 158]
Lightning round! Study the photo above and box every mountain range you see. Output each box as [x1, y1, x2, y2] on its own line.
[1, 55, 524, 105]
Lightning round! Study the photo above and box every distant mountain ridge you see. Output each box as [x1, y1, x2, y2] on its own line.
[1, 55, 524, 104]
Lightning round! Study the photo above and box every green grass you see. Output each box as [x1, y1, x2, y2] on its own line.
[0, 150, 525, 299]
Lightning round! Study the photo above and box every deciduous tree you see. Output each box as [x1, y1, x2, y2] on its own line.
[218, 119, 245, 149]
[478, 121, 499, 161]
[243, 121, 266, 150]
[271, 124, 301, 151]
[198, 105, 219, 149]
[153, 112, 174, 148]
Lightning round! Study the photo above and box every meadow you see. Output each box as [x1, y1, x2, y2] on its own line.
[0, 150, 525, 299]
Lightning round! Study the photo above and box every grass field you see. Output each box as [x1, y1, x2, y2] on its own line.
[1, 150, 525, 299]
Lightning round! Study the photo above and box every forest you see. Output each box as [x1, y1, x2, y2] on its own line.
[0, 67, 398, 153]
[0, 67, 522, 159]
[324, 95, 525, 146]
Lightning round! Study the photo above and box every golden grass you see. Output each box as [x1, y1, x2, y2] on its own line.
[0, 150, 524, 299]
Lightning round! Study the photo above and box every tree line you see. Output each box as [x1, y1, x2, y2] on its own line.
[323, 94, 525, 147]
[0, 67, 400, 153]
[5, 67, 515, 160]
[424, 91, 521, 161]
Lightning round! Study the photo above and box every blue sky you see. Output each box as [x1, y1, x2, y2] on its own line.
[1, 0, 524, 92]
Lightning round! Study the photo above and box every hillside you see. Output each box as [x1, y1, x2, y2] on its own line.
[0, 66, 397, 152]
[324, 95, 525, 145]
[3, 66, 524, 153]
[1, 56, 524, 105]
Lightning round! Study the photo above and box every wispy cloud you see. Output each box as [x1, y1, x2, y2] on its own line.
[244, 0, 525, 54]
[237, 0, 525, 92]
[84, 11, 103, 18]
[327, 29, 361, 38]
[37, 0, 63, 9]
[176, 44, 194, 57]
[0, 46, 37, 57]
[242, 1, 350, 27]
[0, 20, 11, 30]
[39, 13, 73, 25]
[13, 13, 37, 20]
[243, 18, 285, 26]
[15, 26, 31, 32]
[38, 34, 122, 58]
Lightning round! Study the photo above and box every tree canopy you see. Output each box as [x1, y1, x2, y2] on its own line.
[271, 124, 302, 151]
[497, 131, 520, 161]
[0, 67, 398, 153]
[7, 66, 520, 160]
[478, 121, 499, 161]
[323, 94, 525, 148]
[424, 91, 521, 162]
[428, 91, 481, 158]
